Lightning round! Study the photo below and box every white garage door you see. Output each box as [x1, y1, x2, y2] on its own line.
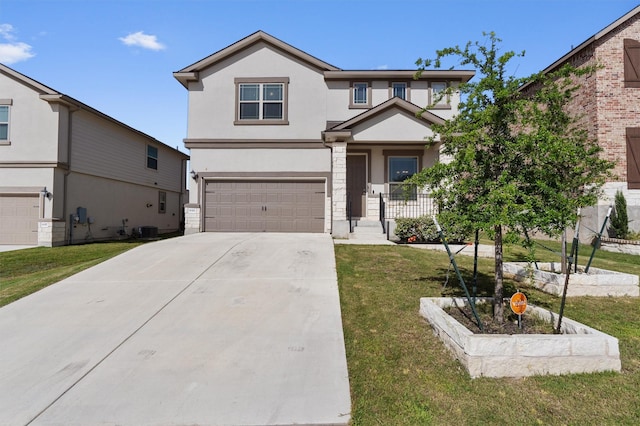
[204, 180, 325, 233]
[0, 195, 39, 244]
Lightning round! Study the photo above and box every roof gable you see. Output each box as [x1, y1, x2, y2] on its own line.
[174, 30, 340, 88]
[0, 63, 58, 95]
[322, 98, 444, 143]
[330, 97, 445, 131]
[0, 63, 188, 158]
[538, 5, 640, 75]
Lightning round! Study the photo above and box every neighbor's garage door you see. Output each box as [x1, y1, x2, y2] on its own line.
[204, 180, 325, 232]
[0, 195, 39, 244]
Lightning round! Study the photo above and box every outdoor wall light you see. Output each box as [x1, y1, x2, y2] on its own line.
[40, 187, 52, 200]
[190, 170, 198, 180]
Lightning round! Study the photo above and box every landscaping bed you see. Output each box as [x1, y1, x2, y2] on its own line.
[420, 297, 621, 378]
[503, 262, 639, 297]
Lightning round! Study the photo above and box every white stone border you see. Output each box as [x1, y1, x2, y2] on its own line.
[503, 262, 639, 297]
[419, 297, 621, 378]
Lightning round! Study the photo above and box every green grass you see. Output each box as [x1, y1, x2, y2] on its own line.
[335, 244, 640, 425]
[0, 242, 142, 307]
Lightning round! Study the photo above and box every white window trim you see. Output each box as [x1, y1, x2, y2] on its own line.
[0, 99, 12, 146]
[234, 77, 289, 125]
[429, 81, 451, 109]
[158, 191, 167, 214]
[350, 81, 371, 109]
[390, 82, 410, 101]
[385, 153, 422, 200]
[147, 145, 158, 170]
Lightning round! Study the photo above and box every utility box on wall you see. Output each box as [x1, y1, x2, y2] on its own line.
[139, 226, 158, 239]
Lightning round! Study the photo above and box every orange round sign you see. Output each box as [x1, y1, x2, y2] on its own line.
[510, 292, 528, 315]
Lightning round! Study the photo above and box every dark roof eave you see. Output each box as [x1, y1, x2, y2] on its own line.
[324, 69, 475, 82]
[39, 94, 189, 159]
[522, 5, 640, 89]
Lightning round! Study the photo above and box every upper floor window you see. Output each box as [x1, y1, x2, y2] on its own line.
[147, 145, 158, 170]
[391, 82, 408, 100]
[235, 77, 289, 125]
[350, 82, 371, 108]
[0, 102, 10, 144]
[430, 81, 450, 108]
[624, 39, 640, 88]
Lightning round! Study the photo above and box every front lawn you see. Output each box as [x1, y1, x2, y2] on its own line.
[0, 242, 142, 307]
[335, 244, 640, 425]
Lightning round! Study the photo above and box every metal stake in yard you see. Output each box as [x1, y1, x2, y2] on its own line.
[433, 216, 483, 331]
[556, 212, 581, 334]
[569, 209, 582, 274]
[473, 229, 479, 302]
[585, 205, 612, 274]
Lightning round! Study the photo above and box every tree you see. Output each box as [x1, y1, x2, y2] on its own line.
[409, 33, 613, 323]
[610, 190, 629, 239]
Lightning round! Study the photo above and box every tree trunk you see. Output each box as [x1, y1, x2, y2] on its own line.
[493, 224, 504, 323]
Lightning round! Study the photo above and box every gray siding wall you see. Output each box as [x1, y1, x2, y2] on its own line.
[70, 110, 184, 193]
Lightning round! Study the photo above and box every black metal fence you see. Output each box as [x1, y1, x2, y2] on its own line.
[380, 193, 436, 219]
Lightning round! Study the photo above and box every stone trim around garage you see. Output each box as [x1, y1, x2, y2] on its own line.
[419, 297, 621, 378]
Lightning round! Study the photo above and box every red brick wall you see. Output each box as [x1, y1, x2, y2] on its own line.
[564, 13, 640, 182]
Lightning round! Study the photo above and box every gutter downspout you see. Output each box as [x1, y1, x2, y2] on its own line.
[64, 107, 78, 244]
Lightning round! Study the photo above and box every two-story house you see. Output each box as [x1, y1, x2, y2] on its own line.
[522, 5, 640, 241]
[175, 31, 473, 238]
[0, 64, 189, 246]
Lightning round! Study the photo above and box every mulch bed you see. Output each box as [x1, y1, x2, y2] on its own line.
[446, 302, 555, 335]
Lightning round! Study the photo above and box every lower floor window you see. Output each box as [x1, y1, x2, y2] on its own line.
[389, 156, 418, 200]
[158, 191, 166, 213]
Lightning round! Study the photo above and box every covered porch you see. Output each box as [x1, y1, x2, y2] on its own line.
[322, 98, 443, 238]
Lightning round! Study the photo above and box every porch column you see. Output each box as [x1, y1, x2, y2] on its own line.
[332, 141, 349, 238]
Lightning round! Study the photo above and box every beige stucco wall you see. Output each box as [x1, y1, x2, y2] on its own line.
[350, 109, 437, 141]
[188, 147, 331, 204]
[0, 75, 60, 161]
[187, 42, 328, 140]
[325, 80, 463, 123]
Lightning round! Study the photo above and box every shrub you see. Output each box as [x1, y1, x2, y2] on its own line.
[394, 214, 471, 243]
[609, 190, 629, 239]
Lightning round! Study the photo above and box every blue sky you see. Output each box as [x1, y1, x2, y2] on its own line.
[1, 0, 638, 152]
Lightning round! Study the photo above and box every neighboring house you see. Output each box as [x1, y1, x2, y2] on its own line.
[0, 64, 189, 246]
[522, 5, 640, 241]
[174, 31, 473, 238]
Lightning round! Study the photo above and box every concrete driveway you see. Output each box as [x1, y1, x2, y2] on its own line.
[0, 233, 351, 425]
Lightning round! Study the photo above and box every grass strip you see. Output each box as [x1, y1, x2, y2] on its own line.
[335, 245, 640, 425]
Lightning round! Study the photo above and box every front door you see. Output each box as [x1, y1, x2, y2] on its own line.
[346, 154, 367, 218]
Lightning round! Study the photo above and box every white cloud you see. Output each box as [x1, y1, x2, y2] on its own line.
[376, 64, 389, 70]
[0, 24, 34, 64]
[0, 24, 16, 41]
[0, 42, 34, 64]
[119, 31, 165, 51]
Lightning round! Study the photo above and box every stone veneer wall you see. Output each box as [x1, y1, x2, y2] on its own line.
[37, 219, 66, 247]
[184, 204, 201, 235]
